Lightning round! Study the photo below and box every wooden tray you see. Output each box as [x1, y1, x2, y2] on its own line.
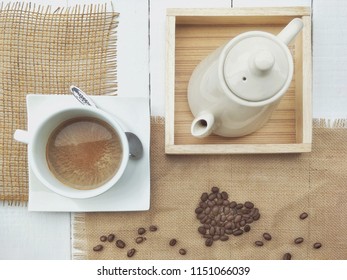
[165, 7, 312, 154]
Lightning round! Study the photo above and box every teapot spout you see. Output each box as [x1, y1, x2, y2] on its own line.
[191, 113, 215, 138]
[277, 18, 304, 45]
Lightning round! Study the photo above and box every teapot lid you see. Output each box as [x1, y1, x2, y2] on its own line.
[223, 33, 291, 102]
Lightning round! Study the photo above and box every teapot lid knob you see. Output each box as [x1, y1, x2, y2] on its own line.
[254, 50, 275, 72]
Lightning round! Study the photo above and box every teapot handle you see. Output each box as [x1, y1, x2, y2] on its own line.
[277, 18, 304, 45]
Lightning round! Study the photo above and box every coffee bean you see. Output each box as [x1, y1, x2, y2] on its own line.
[234, 214, 242, 223]
[263, 233, 272, 241]
[240, 220, 246, 227]
[149, 225, 158, 232]
[135, 237, 145, 244]
[212, 205, 219, 215]
[116, 240, 126, 248]
[217, 193, 222, 200]
[201, 192, 209, 202]
[213, 235, 220, 241]
[253, 213, 260, 221]
[203, 234, 212, 239]
[169, 239, 177, 246]
[208, 193, 217, 201]
[244, 201, 254, 209]
[236, 203, 244, 209]
[294, 237, 304, 244]
[255, 241, 264, 246]
[244, 225, 251, 232]
[215, 227, 221, 235]
[220, 215, 227, 222]
[205, 238, 213, 247]
[221, 191, 228, 200]
[230, 222, 236, 230]
[179, 249, 187, 255]
[100, 235, 107, 242]
[93, 245, 103, 252]
[205, 207, 211, 215]
[107, 234, 115, 242]
[220, 228, 225, 236]
[197, 213, 206, 220]
[195, 207, 204, 214]
[211, 220, 217, 226]
[225, 222, 232, 229]
[211, 186, 219, 193]
[283, 253, 292, 260]
[225, 229, 233, 235]
[205, 218, 211, 225]
[300, 212, 308, 220]
[246, 217, 254, 224]
[242, 209, 251, 214]
[229, 201, 237, 208]
[207, 201, 214, 207]
[200, 202, 208, 208]
[198, 226, 206, 234]
[313, 242, 322, 249]
[216, 199, 223, 205]
[224, 207, 231, 215]
[222, 200, 229, 206]
[203, 223, 210, 229]
[233, 229, 244, 236]
[209, 227, 215, 236]
[138, 228, 146, 235]
[220, 235, 229, 241]
[215, 214, 221, 222]
[127, 248, 136, 258]
[200, 216, 208, 224]
[252, 208, 259, 217]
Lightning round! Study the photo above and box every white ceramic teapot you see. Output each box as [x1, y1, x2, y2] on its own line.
[187, 18, 304, 138]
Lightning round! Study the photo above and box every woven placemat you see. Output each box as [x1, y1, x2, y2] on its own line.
[72, 118, 347, 260]
[0, 2, 118, 204]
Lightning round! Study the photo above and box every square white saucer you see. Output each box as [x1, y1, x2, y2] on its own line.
[26, 94, 150, 212]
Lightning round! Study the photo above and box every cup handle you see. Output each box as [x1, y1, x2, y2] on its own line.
[14, 129, 30, 144]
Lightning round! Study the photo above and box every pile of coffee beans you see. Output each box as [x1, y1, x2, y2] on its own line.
[196, 187, 260, 246]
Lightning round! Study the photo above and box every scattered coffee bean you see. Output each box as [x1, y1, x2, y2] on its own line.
[253, 213, 261, 221]
[294, 237, 304, 244]
[221, 191, 228, 200]
[255, 241, 264, 246]
[195, 207, 204, 214]
[149, 225, 158, 232]
[138, 227, 146, 235]
[135, 237, 145, 244]
[107, 234, 115, 242]
[205, 238, 213, 247]
[127, 248, 136, 258]
[116, 240, 126, 248]
[213, 235, 220, 241]
[244, 201, 254, 209]
[93, 245, 103, 252]
[313, 242, 322, 249]
[300, 212, 308, 220]
[244, 225, 251, 232]
[263, 233, 272, 241]
[234, 214, 242, 223]
[208, 193, 217, 201]
[100, 235, 107, 242]
[283, 253, 292, 260]
[169, 239, 177, 246]
[179, 249, 187, 255]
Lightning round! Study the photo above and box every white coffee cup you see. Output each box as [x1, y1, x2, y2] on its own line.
[14, 106, 129, 199]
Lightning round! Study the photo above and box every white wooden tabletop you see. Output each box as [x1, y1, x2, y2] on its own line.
[1, 0, 347, 259]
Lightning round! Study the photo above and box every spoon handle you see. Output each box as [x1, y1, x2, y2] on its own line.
[70, 85, 97, 108]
